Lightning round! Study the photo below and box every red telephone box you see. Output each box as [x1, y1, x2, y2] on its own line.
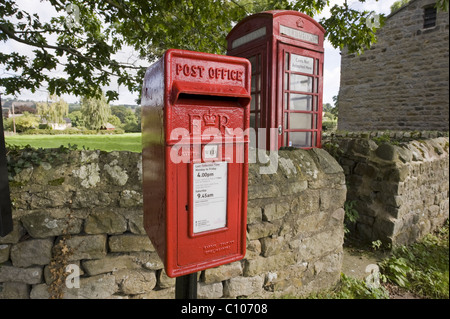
[141, 49, 251, 278]
[227, 10, 325, 150]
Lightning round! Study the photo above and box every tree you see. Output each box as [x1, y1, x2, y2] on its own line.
[111, 104, 141, 131]
[80, 91, 111, 130]
[108, 114, 122, 128]
[10, 104, 36, 114]
[323, 102, 337, 120]
[67, 110, 85, 127]
[134, 106, 141, 131]
[5, 111, 39, 132]
[36, 94, 68, 124]
[437, 0, 449, 11]
[390, 0, 411, 13]
[111, 105, 132, 124]
[122, 111, 139, 132]
[1, 0, 448, 101]
[332, 94, 339, 118]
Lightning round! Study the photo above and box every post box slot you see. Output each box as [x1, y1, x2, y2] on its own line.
[178, 93, 240, 103]
[172, 80, 251, 106]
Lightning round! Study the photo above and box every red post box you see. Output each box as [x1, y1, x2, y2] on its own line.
[226, 10, 325, 150]
[141, 49, 251, 278]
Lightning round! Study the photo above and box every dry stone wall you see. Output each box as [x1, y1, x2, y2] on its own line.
[324, 132, 449, 246]
[0, 148, 346, 299]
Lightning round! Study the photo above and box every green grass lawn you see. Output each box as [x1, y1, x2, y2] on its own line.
[5, 133, 142, 153]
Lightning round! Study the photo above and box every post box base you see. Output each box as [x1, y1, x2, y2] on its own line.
[166, 253, 245, 278]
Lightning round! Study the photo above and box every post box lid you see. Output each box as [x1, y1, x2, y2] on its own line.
[166, 49, 251, 102]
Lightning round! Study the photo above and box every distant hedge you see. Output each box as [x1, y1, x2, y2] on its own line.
[21, 128, 125, 135]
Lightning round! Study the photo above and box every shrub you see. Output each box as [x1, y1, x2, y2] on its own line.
[322, 120, 337, 131]
[380, 221, 449, 298]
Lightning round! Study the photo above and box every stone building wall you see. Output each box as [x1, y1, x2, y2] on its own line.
[324, 132, 449, 246]
[338, 0, 449, 132]
[0, 148, 346, 299]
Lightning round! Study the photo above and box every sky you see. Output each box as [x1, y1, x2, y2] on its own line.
[0, 0, 400, 106]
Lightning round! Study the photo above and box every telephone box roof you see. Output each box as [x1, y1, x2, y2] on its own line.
[227, 10, 326, 40]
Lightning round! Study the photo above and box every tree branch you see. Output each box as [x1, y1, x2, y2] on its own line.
[102, 0, 147, 34]
[0, 23, 142, 70]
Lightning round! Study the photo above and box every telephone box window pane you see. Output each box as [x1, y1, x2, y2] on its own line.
[311, 132, 317, 147]
[315, 77, 319, 93]
[290, 94, 312, 111]
[316, 59, 320, 75]
[251, 94, 256, 110]
[285, 52, 289, 70]
[251, 75, 257, 91]
[250, 113, 256, 129]
[284, 112, 288, 129]
[290, 132, 312, 148]
[284, 93, 288, 110]
[249, 56, 257, 74]
[257, 74, 261, 90]
[290, 54, 314, 74]
[284, 72, 289, 90]
[289, 113, 312, 130]
[291, 74, 313, 92]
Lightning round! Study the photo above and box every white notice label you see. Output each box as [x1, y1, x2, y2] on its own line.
[193, 162, 228, 233]
[203, 144, 219, 159]
[290, 54, 314, 74]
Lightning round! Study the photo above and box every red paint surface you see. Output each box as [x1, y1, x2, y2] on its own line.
[227, 10, 325, 150]
[142, 49, 251, 277]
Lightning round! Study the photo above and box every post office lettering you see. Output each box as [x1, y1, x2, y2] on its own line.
[175, 63, 242, 82]
[175, 63, 205, 78]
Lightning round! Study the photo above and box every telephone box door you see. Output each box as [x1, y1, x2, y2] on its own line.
[277, 43, 323, 149]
